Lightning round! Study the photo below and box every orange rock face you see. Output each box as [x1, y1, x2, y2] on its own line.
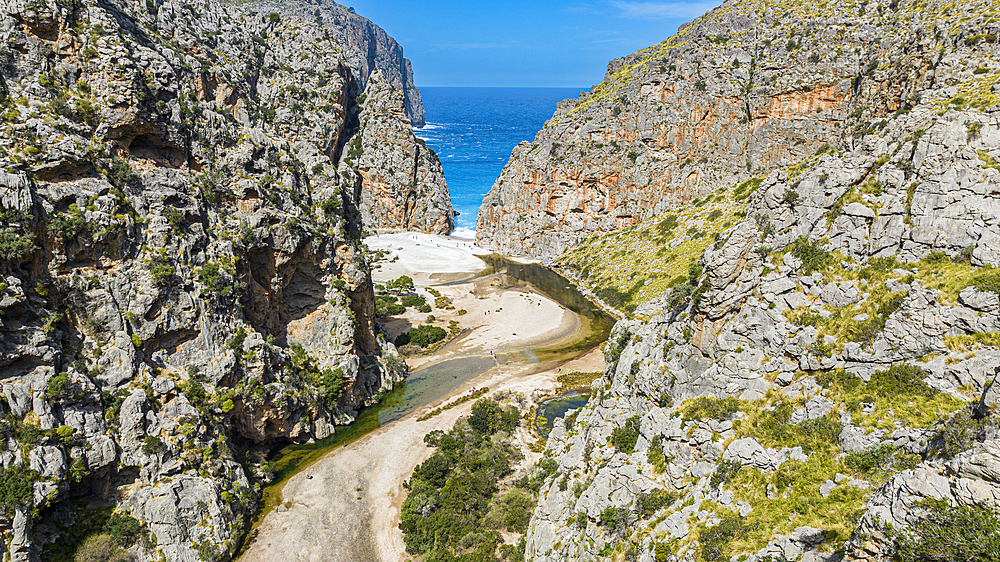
[476, 1, 943, 262]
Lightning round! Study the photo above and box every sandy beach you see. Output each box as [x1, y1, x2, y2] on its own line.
[239, 233, 605, 562]
[365, 232, 490, 286]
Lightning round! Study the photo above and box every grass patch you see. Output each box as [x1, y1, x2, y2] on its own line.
[556, 370, 603, 390]
[719, 454, 868, 557]
[416, 387, 490, 422]
[557, 174, 746, 312]
[944, 332, 1000, 352]
[733, 397, 842, 455]
[681, 396, 740, 422]
[816, 366, 965, 431]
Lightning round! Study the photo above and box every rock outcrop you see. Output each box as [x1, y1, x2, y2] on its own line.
[477, 0, 999, 263]
[500, 0, 1000, 560]
[0, 0, 445, 560]
[349, 69, 454, 235]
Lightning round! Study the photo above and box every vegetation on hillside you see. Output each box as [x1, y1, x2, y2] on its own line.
[400, 396, 550, 561]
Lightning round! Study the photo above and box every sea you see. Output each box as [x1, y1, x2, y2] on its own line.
[414, 87, 583, 238]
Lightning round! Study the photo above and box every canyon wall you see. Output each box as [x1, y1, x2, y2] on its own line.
[477, 0, 967, 263]
[0, 0, 448, 560]
[490, 0, 1000, 560]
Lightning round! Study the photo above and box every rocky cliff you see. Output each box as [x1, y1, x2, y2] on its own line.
[349, 69, 454, 235]
[476, 0, 993, 263]
[502, 0, 1000, 560]
[0, 0, 447, 560]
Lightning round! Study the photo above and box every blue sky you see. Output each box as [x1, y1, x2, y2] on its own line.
[346, 1, 722, 87]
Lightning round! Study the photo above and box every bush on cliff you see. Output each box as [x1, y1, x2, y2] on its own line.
[893, 499, 1000, 562]
[788, 236, 833, 275]
[0, 466, 37, 515]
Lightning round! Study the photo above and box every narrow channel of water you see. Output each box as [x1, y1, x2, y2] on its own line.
[244, 256, 614, 542]
[477, 254, 614, 361]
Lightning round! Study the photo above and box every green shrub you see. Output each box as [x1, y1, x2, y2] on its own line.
[46, 371, 71, 398]
[107, 157, 138, 189]
[13, 420, 45, 446]
[936, 409, 989, 459]
[163, 208, 185, 230]
[0, 466, 37, 515]
[599, 506, 630, 529]
[375, 295, 405, 316]
[710, 459, 742, 488]
[657, 215, 679, 236]
[491, 488, 535, 533]
[609, 415, 640, 454]
[321, 367, 344, 409]
[468, 398, 519, 435]
[843, 443, 897, 475]
[400, 413, 530, 559]
[893, 499, 1000, 562]
[700, 516, 758, 561]
[787, 236, 833, 274]
[47, 209, 89, 241]
[198, 262, 223, 292]
[46, 510, 146, 562]
[636, 488, 677, 518]
[604, 331, 631, 364]
[101, 389, 129, 426]
[395, 325, 446, 348]
[782, 189, 801, 207]
[400, 294, 426, 308]
[149, 252, 175, 287]
[647, 435, 669, 474]
[0, 209, 36, 261]
[869, 364, 936, 398]
[385, 275, 414, 294]
[71, 534, 131, 562]
[733, 177, 763, 201]
[179, 380, 209, 414]
[56, 425, 75, 444]
[141, 435, 161, 455]
[971, 271, 1000, 294]
[816, 369, 862, 393]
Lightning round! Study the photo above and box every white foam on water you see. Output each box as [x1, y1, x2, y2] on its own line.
[450, 226, 476, 239]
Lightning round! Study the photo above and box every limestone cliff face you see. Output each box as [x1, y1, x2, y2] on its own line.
[348, 69, 454, 235]
[476, 0, 990, 262]
[510, 0, 1000, 560]
[276, 0, 426, 127]
[0, 0, 439, 560]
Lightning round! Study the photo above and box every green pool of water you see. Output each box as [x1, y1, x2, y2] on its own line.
[535, 390, 590, 438]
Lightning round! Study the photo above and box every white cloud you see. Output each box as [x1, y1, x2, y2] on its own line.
[607, 0, 720, 19]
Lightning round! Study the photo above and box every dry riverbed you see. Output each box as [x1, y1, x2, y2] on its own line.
[239, 234, 605, 562]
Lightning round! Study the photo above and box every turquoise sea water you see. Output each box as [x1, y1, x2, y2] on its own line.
[415, 87, 582, 236]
